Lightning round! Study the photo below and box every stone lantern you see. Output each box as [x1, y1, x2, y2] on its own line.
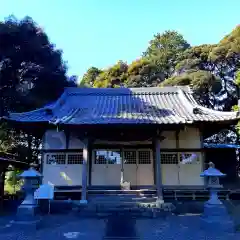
[200, 162, 225, 204]
[200, 162, 234, 232]
[16, 167, 42, 221]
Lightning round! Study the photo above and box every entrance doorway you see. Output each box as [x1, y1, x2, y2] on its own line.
[91, 150, 122, 186]
[123, 149, 154, 186]
[161, 152, 204, 186]
[91, 149, 154, 187]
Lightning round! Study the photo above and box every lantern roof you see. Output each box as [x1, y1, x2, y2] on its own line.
[200, 162, 226, 177]
[19, 167, 42, 178]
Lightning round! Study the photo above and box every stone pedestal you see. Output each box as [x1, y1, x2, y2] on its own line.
[201, 202, 234, 232]
[16, 203, 39, 222]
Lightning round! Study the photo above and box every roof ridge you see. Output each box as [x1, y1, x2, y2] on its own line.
[64, 86, 192, 96]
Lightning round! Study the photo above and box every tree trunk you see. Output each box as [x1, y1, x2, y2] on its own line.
[0, 168, 6, 211]
[27, 134, 32, 163]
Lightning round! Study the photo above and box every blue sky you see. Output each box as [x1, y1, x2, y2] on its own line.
[1, 0, 240, 80]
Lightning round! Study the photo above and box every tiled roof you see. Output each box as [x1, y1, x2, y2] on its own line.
[4, 86, 239, 125]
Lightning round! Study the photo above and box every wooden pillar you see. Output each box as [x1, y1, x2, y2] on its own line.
[81, 139, 88, 203]
[176, 130, 180, 185]
[155, 138, 164, 202]
[200, 127, 207, 187]
[88, 140, 93, 186]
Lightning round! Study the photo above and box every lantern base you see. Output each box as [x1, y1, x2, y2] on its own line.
[201, 202, 234, 233]
[16, 204, 39, 222]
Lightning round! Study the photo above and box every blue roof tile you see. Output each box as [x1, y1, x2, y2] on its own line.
[5, 86, 239, 125]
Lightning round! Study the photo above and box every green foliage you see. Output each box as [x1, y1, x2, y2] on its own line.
[0, 123, 10, 152]
[235, 70, 240, 86]
[232, 105, 239, 112]
[93, 61, 128, 88]
[143, 30, 190, 79]
[80, 67, 102, 87]
[80, 26, 240, 112]
[162, 71, 221, 93]
[126, 58, 161, 87]
[143, 30, 190, 56]
[209, 25, 240, 62]
[0, 15, 76, 164]
[0, 15, 76, 115]
[81, 31, 190, 89]
[5, 169, 22, 187]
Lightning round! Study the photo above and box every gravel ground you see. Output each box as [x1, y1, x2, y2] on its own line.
[137, 215, 240, 240]
[0, 214, 240, 239]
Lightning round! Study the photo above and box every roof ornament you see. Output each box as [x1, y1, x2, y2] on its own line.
[193, 107, 202, 114]
[209, 162, 215, 168]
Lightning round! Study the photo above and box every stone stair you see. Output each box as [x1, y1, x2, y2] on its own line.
[74, 191, 175, 218]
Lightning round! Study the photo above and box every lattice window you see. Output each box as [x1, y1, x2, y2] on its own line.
[95, 150, 108, 164]
[123, 151, 137, 164]
[138, 150, 151, 164]
[161, 153, 178, 164]
[108, 151, 121, 164]
[67, 153, 83, 164]
[46, 154, 66, 164]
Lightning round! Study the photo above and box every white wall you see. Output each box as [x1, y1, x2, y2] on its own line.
[42, 130, 84, 186]
[179, 127, 201, 148]
[42, 130, 85, 150]
[161, 127, 202, 149]
[42, 130, 66, 150]
[161, 131, 176, 148]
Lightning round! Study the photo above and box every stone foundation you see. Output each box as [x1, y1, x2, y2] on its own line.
[201, 202, 234, 233]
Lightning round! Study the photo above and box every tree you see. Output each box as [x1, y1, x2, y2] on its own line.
[126, 58, 161, 87]
[164, 26, 240, 110]
[80, 67, 102, 87]
[0, 16, 76, 164]
[143, 30, 191, 78]
[0, 16, 76, 115]
[161, 70, 222, 107]
[209, 26, 240, 108]
[174, 44, 215, 74]
[93, 61, 128, 88]
[81, 31, 191, 89]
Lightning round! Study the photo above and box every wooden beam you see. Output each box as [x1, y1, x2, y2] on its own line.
[41, 147, 205, 153]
